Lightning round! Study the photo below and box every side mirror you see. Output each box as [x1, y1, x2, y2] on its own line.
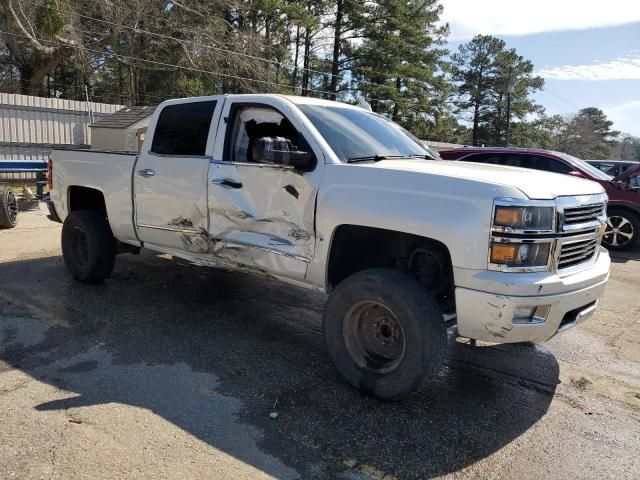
[568, 170, 584, 178]
[252, 137, 316, 171]
[287, 150, 317, 171]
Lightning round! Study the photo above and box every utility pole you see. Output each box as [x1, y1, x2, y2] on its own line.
[506, 66, 513, 147]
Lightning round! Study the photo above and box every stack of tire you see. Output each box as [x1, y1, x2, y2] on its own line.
[0, 186, 19, 229]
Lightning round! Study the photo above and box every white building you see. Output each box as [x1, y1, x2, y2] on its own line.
[0, 93, 123, 160]
[89, 106, 155, 152]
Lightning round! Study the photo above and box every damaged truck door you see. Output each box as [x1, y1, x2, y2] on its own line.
[134, 99, 221, 252]
[205, 100, 321, 280]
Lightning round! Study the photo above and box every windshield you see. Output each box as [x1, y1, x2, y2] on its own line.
[298, 104, 435, 162]
[557, 152, 613, 181]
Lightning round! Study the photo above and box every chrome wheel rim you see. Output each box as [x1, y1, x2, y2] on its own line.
[343, 300, 406, 374]
[7, 191, 18, 224]
[604, 215, 634, 248]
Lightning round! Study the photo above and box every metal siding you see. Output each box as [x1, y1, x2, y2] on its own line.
[0, 93, 124, 160]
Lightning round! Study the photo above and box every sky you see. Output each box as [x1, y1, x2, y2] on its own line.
[440, 0, 640, 137]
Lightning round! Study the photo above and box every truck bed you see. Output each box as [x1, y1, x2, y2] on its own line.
[54, 148, 139, 156]
[50, 148, 139, 244]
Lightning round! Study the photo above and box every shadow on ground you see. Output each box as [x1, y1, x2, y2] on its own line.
[0, 253, 560, 479]
[609, 247, 640, 264]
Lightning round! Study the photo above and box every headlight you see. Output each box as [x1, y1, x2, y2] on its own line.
[493, 206, 554, 231]
[489, 242, 551, 268]
[489, 200, 556, 272]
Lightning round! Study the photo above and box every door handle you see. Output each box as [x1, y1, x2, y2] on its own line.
[211, 178, 243, 189]
[137, 168, 156, 178]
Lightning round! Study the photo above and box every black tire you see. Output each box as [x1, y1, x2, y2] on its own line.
[323, 268, 447, 400]
[603, 208, 639, 251]
[61, 210, 116, 283]
[0, 186, 18, 229]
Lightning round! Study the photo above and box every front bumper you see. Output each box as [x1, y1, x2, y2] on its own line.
[455, 248, 610, 343]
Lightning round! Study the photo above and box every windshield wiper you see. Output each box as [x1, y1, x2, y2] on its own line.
[346, 154, 426, 163]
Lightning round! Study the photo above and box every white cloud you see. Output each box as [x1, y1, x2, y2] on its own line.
[605, 100, 640, 136]
[536, 53, 640, 80]
[441, 0, 640, 41]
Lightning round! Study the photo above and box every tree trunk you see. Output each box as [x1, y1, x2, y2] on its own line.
[472, 101, 480, 145]
[19, 50, 69, 96]
[1, 0, 73, 96]
[328, 0, 344, 100]
[472, 69, 483, 145]
[18, 65, 34, 95]
[129, 64, 136, 105]
[292, 25, 301, 88]
[301, 26, 311, 96]
[118, 62, 124, 104]
[391, 76, 401, 122]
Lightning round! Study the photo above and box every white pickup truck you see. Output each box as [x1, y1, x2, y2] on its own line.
[49, 94, 611, 399]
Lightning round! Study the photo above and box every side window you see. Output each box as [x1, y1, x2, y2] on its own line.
[501, 154, 524, 168]
[523, 155, 572, 174]
[462, 153, 571, 174]
[462, 153, 509, 165]
[151, 101, 216, 156]
[226, 105, 311, 165]
[598, 163, 616, 175]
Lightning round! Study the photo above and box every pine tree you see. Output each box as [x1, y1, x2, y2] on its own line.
[451, 34, 544, 146]
[558, 108, 620, 159]
[354, 0, 449, 131]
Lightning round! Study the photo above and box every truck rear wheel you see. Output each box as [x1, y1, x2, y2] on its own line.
[62, 210, 116, 283]
[0, 186, 18, 229]
[323, 268, 446, 400]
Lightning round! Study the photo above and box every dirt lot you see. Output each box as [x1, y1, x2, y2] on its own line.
[1, 206, 639, 479]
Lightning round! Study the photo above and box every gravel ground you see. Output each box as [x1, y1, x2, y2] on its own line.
[1, 205, 639, 479]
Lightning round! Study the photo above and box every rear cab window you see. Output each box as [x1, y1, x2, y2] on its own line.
[151, 101, 217, 156]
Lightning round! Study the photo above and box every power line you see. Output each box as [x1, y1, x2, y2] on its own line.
[0, 69, 186, 104]
[0, 28, 455, 109]
[538, 88, 581, 113]
[0, 29, 319, 94]
[18, 0, 450, 95]
[16, 0, 371, 88]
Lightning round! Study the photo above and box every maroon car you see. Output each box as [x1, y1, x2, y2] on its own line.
[439, 147, 640, 250]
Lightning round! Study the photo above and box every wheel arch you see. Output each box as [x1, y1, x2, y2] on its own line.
[67, 185, 107, 214]
[607, 201, 640, 217]
[325, 224, 455, 312]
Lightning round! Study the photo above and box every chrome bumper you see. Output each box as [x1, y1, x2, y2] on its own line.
[454, 249, 610, 343]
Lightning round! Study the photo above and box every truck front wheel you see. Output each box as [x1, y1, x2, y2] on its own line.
[62, 210, 116, 283]
[323, 268, 446, 400]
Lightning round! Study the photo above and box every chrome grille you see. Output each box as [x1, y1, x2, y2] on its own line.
[558, 238, 599, 269]
[563, 203, 605, 226]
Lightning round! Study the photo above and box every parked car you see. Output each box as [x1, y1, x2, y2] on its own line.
[587, 159, 639, 178]
[440, 147, 640, 250]
[49, 95, 610, 399]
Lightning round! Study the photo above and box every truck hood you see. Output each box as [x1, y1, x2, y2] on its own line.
[365, 159, 605, 200]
